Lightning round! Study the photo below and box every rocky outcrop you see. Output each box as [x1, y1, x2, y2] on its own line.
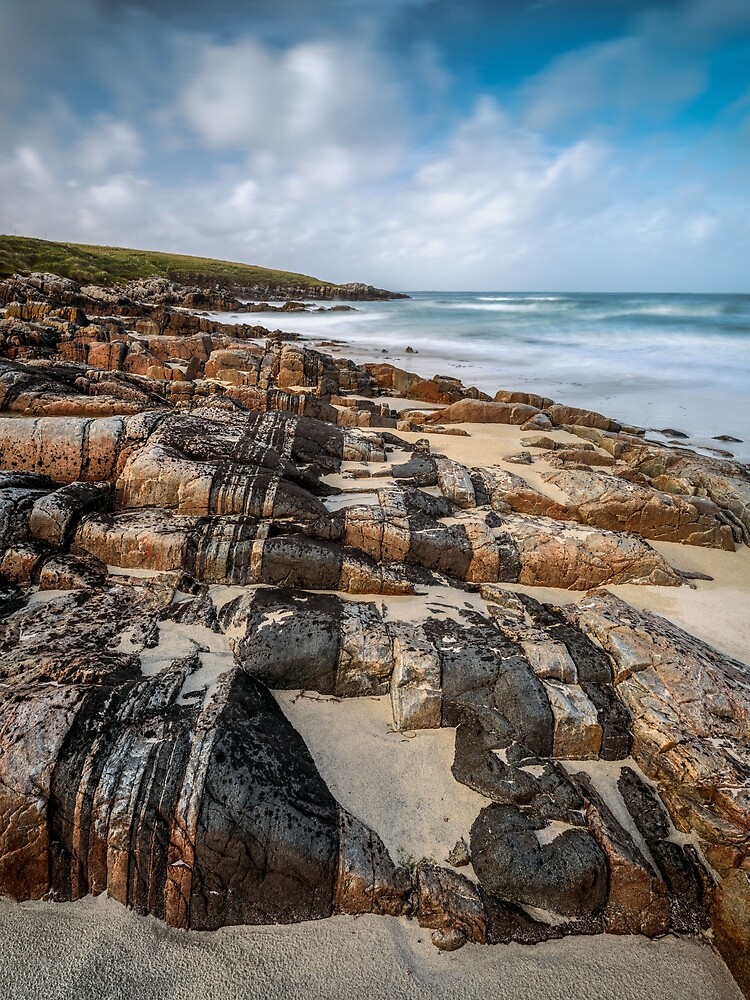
[425, 399, 540, 425]
[0, 271, 406, 309]
[563, 592, 749, 863]
[0, 269, 748, 996]
[562, 593, 749, 990]
[496, 514, 681, 589]
[565, 425, 750, 544]
[545, 469, 735, 549]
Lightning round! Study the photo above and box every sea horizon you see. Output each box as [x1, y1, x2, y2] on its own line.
[214, 289, 750, 463]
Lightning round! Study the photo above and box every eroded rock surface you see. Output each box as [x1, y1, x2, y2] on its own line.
[0, 271, 748, 996]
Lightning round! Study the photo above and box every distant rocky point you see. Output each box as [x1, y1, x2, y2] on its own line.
[0, 235, 409, 301]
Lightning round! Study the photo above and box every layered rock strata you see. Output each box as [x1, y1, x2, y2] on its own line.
[0, 271, 748, 997]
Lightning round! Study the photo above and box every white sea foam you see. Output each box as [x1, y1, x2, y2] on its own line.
[204, 290, 750, 461]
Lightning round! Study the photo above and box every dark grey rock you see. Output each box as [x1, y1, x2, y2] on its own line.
[470, 803, 608, 918]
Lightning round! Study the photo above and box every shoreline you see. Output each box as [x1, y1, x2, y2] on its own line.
[325, 334, 750, 465]
[207, 294, 750, 463]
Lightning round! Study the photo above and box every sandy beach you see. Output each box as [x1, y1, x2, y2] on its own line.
[0, 894, 743, 1000]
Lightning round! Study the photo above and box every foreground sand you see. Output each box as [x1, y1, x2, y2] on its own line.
[0, 894, 742, 1000]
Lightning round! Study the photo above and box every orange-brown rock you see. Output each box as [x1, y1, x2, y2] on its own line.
[362, 362, 421, 395]
[424, 399, 539, 425]
[406, 376, 489, 405]
[544, 403, 621, 431]
[545, 468, 735, 549]
[498, 514, 681, 589]
[494, 389, 555, 409]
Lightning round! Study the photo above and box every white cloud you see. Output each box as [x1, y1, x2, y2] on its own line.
[77, 121, 143, 175]
[365, 99, 614, 274]
[0, 0, 748, 290]
[180, 36, 407, 168]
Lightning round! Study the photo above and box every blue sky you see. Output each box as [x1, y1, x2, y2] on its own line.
[1, 0, 749, 290]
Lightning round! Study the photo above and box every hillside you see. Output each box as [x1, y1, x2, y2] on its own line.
[0, 235, 404, 299]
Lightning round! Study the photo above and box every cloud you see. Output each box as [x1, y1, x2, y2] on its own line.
[0, 0, 748, 290]
[77, 120, 143, 174]
[520, 0, 750, 133]
[179, 35, 409, 186]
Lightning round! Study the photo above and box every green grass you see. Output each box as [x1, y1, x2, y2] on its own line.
[0, 235, 339, 292]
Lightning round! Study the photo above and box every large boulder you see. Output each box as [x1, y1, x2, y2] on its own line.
[424, 399, 539, 425]
[545, 468, 734, 549]
[470, 803, 608, 919]
[497, 514, 681, 589]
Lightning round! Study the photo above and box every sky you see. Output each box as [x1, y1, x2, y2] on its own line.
[1, 0, 749, 291]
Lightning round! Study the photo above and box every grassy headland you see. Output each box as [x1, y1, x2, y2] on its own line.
[0, 235, 343, 295]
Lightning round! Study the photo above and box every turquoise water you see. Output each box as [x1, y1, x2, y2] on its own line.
[215, 291, 750, 462]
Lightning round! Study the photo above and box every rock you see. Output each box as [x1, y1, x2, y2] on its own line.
[435, 457, 476, 508]
[0, 584, 341, 928]
[29, 481, 111, 547]
[415, 863, 487, 944]
[451, 712, 585, 824]
[38, 553, 108, 590]
[544, 448, 616, 468]
[521, 412, 553, 431]
[363, 363, 420, 395]
[617, 767, 710, 934]
[447, 838, 472, 867]
[407, 377, 489, 406]
[391, 452, 438, 486]
[334, 809, 412, 917]
[480, 468, 572, 520]
[568, 430, 750, 544]
[519, 638, 578, 683]
[544, 469, 734, 549]
[1, 269, 748, 996]
[660, 428, 689, 439]
[572, 771, 670, 936]
[545, 404, 620, 432]
[431, 928, 467, 950]
[424, 399, 539, 425]
[542, 681, 602, 760]
[390, 624, 442, 730]
[470, 804, 608, 918]
[711, 869, 750, 998]
[494, 390, 555, 410]
[493, 664, 554, 756]
[498, 514, 681, 589]
[220, 588, 393, 696]
[567, 594, 750, 860]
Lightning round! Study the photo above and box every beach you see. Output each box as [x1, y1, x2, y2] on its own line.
[214, 290, 750, 462]
[0, 891, 743, 1000]
[0, 271, 748, 1000]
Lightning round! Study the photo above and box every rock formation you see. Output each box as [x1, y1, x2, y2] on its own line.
[0, 271, 747, 997]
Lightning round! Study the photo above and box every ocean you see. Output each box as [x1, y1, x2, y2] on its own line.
[214, 291, 750, 463]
